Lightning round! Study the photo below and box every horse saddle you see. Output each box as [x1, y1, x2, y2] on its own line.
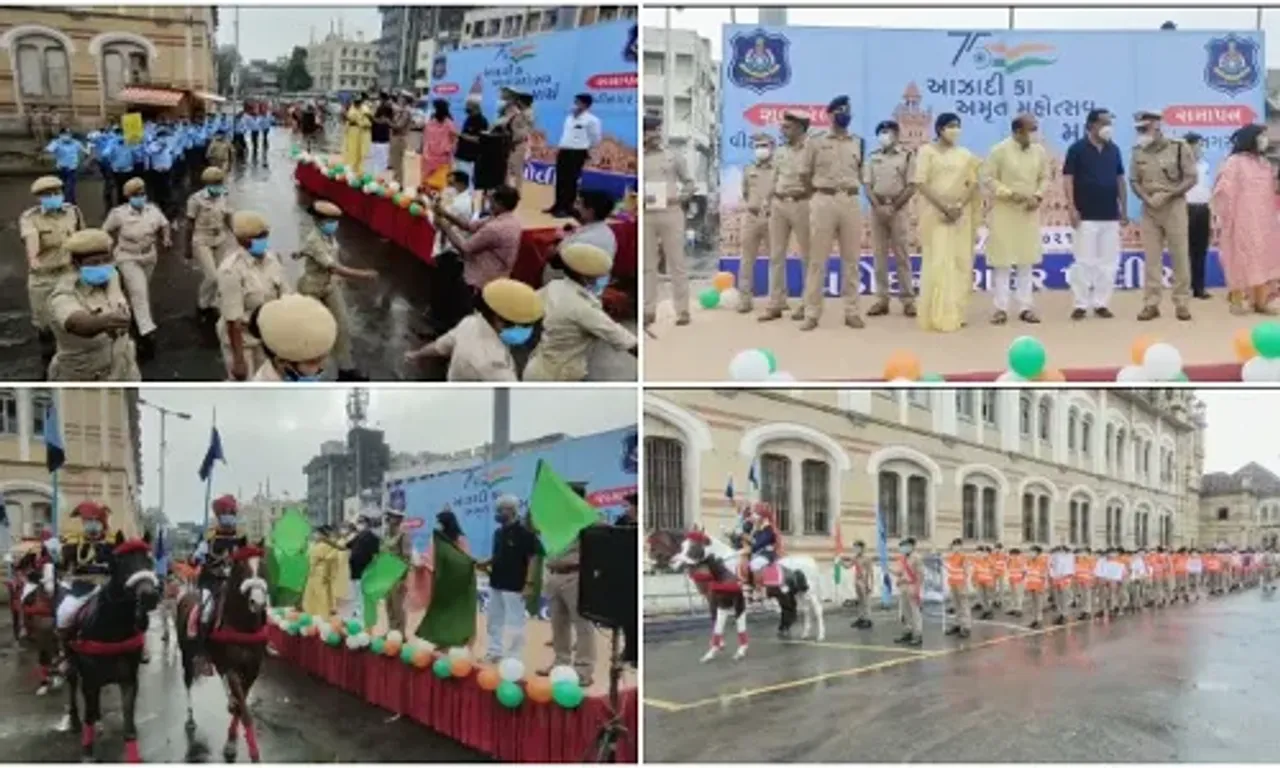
[759, 562, 784, 588]
[54, 583, 102, 632]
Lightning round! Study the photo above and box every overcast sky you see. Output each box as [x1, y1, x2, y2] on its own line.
[137, 388, 636, 524]
[644, 6, 1280, 66]
[215, 7, 382, 61]
[1198, 390, 1280, 477]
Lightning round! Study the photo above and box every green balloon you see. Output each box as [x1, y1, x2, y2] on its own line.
[346, 620, 362, 635]
[370, 637, 386, 654]
[920, 372, 945, 382]
[1175, 371, 1190, 382]
[401, 645, 416, 664]
[432, 656, 452, 678]
[759, 349, 778, 373]
[551, 681, 584, 709]
[286, 623, 299, 636]
[1252, 321, 1280, 359]
[333, 164, 345, 174]
[496, 680, 524, 708]
[298, 614, 313, 627]
[698, 288, 720, 309]
[409, 203, 423, 217]
[326, 632, 341, 647]
[1007, 336, 1046, 379]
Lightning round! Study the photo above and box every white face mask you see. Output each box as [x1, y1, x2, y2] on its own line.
[1097, 125, 1114, 142]
[1136, 133, 1154, 148]
[1259, 135, 1271, 153]
[942, 127, 961, 142]
[1026, 130, 1039, 143]
[877, 132, 894, 148]
[753, 147, 771, 162]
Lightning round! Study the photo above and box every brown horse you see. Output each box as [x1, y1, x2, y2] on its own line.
[175, 541, 269, 763]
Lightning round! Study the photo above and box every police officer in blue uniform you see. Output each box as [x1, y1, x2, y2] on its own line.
[44, 128, 88, 205]
[107, 131, 137, 208]
[144, 127, 177, 216]
[87, 125, 118, 207]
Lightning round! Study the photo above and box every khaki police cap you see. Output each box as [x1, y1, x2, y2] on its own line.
[31, 176, 63, 195]
[782, 111, 811, 129]
[257, 294, 337, 363]
[201, 166, 225, 184]
[560, 243, 613, 279]
[1133, 109, 1162, 126]
[750, 132, 777, 146]
[122, 177, 146, 197]
[314, 200, 342, 218]
[231, 210, 269, 240]
[65, 229, 113, 257]
[481, 278, 544, 325]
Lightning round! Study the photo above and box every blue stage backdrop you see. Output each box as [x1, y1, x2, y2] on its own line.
[717, 26, 1266, 295]
[430, 21, 638, 198]
[390, 426, 638, 561]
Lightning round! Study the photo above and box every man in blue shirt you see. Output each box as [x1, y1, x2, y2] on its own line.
[107, 129, 138, 207]
[44, 128, 88, 205]
[1062, 108, 1128, 321]
[144, 128, 177, 215]
[235, 109, 252, 161]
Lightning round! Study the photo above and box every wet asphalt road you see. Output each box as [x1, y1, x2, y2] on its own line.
[644, 589, 1280, 762]
[0, 609, 485, 763]
[0, 128, 447, 381]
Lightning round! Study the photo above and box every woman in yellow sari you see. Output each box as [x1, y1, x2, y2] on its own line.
[342, 96, 372, 171]
[914, 112, 982, 332]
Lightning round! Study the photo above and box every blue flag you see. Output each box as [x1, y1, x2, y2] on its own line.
[198, 426, 224, 481]
[876, 506, 891, 607]
[43, 402, 65, 473]
[748, 461, 758, 496]
[725, 474, 735, 501]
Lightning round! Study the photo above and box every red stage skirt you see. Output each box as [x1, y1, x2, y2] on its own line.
[267, 626, 637, 763]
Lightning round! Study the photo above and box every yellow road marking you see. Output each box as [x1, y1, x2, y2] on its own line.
[971, 618, 1035, 634]
[783, 639, 939, 657]
[642, 697, 687, 712]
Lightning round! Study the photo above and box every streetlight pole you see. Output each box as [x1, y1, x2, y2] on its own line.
[138, 399, 193, 525]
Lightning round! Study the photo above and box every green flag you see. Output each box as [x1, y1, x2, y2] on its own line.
[360, 552, 409, 630]
[270, 507, 311, 553]
[524, 555, 544, 618]
[416, 532, 477, 648]
[529, 460, 599, 557]
[267, 508, 312, 601]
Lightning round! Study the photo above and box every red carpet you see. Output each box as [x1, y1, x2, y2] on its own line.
[940, 362, 1243, 382]
[268, 625, 637, 763]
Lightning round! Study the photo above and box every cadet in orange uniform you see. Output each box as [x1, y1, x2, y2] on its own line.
[1005, 547, 1026, 617]
[943, 538, 972, 638]
[990, 542, 1009, 609]
[1149, 547, 1167, 607]
[1024, 545, 1048, 629]
[1205, 548, 1223, 595]
[972, 545, 996, 620]
[1172, 547, 1190, 603]
[1096, 548, 1120, 616]
[1074, 547, 1098, 620]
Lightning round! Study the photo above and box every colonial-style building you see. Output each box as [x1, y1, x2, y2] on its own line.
[0, 387, 142, 553]
[1199, 463, 1280, 549]
[644, 389, 1206, 561]
[0, 6, 217, 130]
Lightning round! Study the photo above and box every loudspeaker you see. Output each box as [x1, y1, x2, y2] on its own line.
[578, 525, 637, 630]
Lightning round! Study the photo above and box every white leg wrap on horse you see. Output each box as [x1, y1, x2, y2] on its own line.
[812, 593, 826, 641]
[201, 589, 214, 622]
[735, 612, 748, 648]
[712, 608, 728, 647]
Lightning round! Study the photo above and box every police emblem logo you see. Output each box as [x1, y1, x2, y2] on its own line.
[728, 28, 791, 94]
[431, 55, 447, 81]
[624, 24, 638, 63]
[1204, 34, 1260, 96]
[621, 432, 638, 474]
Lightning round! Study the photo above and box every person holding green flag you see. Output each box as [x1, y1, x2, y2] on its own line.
[301, 525, 347, 618]
[477, 495, 543, 663]
[381, 508, 413, 634]
[416, 511, 477, 650]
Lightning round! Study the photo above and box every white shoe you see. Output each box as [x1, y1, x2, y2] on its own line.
[56, 713, 73, 733]
[700, 647, 720, 663]
[732, 646, 748, 661]
[35, 683, 50, 697]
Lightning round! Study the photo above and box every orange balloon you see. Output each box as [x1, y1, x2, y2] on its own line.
[329, 618, 344, 634]
[883, 350, 922, 382]
[1233, 327, 1256, 362]
[384, 639, 402, 658]
[476, 666, 501, 691]
[1036, 367, 1066, 382]
[412, 649, 431, 668]
[712, 271, 735, 292]
[1131, 334, 1160, 366]
[450, 657, 473, 678]
[371, 627, 387, 638]
[399, 194, 413, 209]
[526, 676, 553, 704]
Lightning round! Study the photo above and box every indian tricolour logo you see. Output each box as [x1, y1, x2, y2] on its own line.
[972, 41, 1058, 74]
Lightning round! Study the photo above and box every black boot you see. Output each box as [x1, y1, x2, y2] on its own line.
[944, 625, 960, 636]
[905, 633, 923, 647]
[893, 631, 914, 644]
[337, 369, 368, 382]
[958, 628, 970, 639]
[137, 332, 156, 362]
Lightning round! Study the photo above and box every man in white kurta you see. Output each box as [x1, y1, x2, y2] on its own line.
[982, 114, 1049, 324]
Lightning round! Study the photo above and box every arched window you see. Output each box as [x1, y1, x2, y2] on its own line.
[962, 474, 1001, 542]
[1022, 485, 1052, 544]
[14, 32, 71, 101]
[643, 436, 685, 531]
[1067, 408, 1078, 452]
[1019, 394, 1033, 437]
[102, 41, 150, 98]
[800, 458, 830, 535]
[759, 453, 792, 533]
[31, 389, 52, 436]
[0, 389, 18, 435]
[1038, 398, 1052, 443]
[1105, 502, 1124, 547]
[878, 460, 932, 541]
[1081, 415, 1093, 457]
[981, 391, 999, 427]
[1069, 496, 1092, 546]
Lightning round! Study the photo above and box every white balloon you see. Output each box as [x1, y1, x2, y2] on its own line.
[654, 299, 677, 325]
[447, 645, 471, 661]
[355, 633, 370, 648]
[345, 635, 360, 650]
[728, 349, 773, 381]
[548, 665, 579, 687]
[388, 181, 401, 194]
[768, 370, 795, 382]
[1116, 365, 1147, 382]
[1240, 356, 1280, 382]
[995, 371, 1024, 382]
[498, 657, 525, 682]
[719, 288, 741, 308]
[386, 630, 404, 645]
[1142, 343, 1183, 381]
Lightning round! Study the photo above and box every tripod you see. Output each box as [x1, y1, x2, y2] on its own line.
[585, 627, 628, 763]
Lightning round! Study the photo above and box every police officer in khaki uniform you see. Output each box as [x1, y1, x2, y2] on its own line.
[495, 88, 534, 193]
[760, 112, 813, 323]
[642, 114, 695, 326]
[1130, 110, 1196, 322]
[805, 96, 866, 330]
[103, 177, 170, 360]
[525, 243, 637, 381]
[847, 540, 875, 629]
[737, 133, 776, 314]
[295, 201, 377, 381]
[538, 481, 596, 686]
[185, 167, 233, 318]
[863, 120, 918, 316]
[404, 278, 544, 381]
[47, 229, 139, 382]
[382, 508, 413, 634]
[893, 537, 924, 647]
[217, 211, 290, 381]
[19, 175, 84, 368]
[250, 294, 337, 382]
[206, 129, 233, 173]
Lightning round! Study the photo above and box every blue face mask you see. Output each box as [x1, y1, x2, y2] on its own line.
[319, 220, 339, 236]
[217, 515, 237, 529]
[498, 325, 533, 346]
[833, 112, 852, 129]
[41, 194, 64, 212]
[83, 521, 104, 538]
[206, 185, 224, 197]
[80, 264, 116, 287]
[129, 195, 147, 210]
[283, 365, 324, 382]
[591, 275, 610, 295]
[248, 237, 269, 257]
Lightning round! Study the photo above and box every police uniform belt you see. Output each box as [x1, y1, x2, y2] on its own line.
[814, 186, 859, 195]
[772, 192, 811, 202]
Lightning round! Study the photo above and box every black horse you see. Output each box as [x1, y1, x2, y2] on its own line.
[176, 539, 269, 763]
[60, 532, 159, 763]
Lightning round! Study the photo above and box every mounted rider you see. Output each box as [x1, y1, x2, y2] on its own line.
[744, 503, 784, 595]
[190, 494, 248, 672]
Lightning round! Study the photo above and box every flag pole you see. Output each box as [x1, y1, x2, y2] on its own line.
[50, 464, 59, 537]
[202, 407, 217, 531]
